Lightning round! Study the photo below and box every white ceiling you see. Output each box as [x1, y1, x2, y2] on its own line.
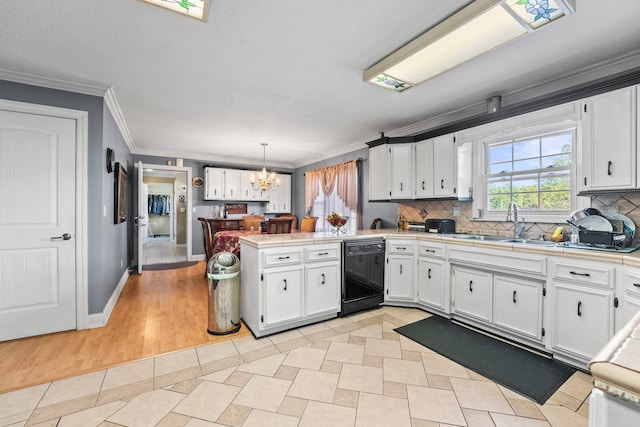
[1, 0, 640, 168]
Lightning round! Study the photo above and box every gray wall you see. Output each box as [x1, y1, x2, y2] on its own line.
[0, 80, 132, 314]
[293, 147, 398, 230]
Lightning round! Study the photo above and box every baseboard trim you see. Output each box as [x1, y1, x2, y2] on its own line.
[87, 269, 129, 329]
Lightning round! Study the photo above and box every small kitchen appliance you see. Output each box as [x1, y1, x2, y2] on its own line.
[425, 218, 456, 234]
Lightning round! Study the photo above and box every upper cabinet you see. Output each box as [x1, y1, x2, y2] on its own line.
[368, 133, 460, 201]
[581, 86, 638, 192]
[205, 167, 288, 207]
[432, 134, 457, 198]
[266, 173, 292, 213]
[368, 144, 389, 201]
[389, 143, 414, 199]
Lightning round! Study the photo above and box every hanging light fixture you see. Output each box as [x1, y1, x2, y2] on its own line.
[364, 0, 576, 92]
[250, 143, 279, 191]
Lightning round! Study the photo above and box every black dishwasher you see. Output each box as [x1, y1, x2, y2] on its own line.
[341, 238, 385, 316]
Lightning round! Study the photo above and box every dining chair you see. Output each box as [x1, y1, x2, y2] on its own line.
[370, 218, 382, 229]
[266, 218, 292, 234]
[277, 214, 298, 231]
[242, 215, 265, 231]
[300, 216, 318, 232]
[197, 217, 214, 277]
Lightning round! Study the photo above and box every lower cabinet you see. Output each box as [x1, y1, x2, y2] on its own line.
[452, 266, 493, 322]
[417, 257, 446, 311]
[240, 243, 341, 337]
[493, 275, 543, 341]
[552, 282, 613, 361]
[385, 240, 415, 302]
[305, 262, 340, 317]
[263, 267, 303, 326]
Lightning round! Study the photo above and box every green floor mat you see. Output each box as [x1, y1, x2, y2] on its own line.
[395, 315, 576, 404]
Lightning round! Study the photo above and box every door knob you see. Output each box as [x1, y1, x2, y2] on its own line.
[51, 233, 72, 241]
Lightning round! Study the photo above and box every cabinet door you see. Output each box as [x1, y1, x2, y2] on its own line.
[239, 170, 257, 200]
[582, 86, 636, 191]
[306, 263, 340, 316]
[452, 266, 492, 322]
[278, 174, 292, 213]
[204, 167, 224, 200]
[386, 255, 414, 301]
[552, 282, 613, 360]
[224, 169, 240, 200]
[263, 267, 303, 326]
[414, 139, 434, 198]
[433, 134, 457, 197]
[493, 275, 543, 340]
[417, 258, 445, 310]
[389, 143, 414, 199]
[369, 144, 389, 200]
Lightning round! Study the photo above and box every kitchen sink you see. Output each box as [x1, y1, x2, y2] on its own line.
[501, 238, 558, 246]
[450, 234, 506, 241]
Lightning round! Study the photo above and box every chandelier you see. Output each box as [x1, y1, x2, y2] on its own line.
[250, 143, 279, 191]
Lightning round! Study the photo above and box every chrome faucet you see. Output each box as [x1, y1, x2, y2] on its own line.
[506, 201, 525, 238]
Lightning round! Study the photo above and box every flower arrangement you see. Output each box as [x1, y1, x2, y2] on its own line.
[326, 212, 348, 233]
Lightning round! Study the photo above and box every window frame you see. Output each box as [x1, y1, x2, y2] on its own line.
[472, 121, 588, 224]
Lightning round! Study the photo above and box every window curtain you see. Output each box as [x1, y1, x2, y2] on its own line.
[305, 160, 357, 213]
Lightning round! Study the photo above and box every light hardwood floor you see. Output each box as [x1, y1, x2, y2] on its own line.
[0, 261, 250, 394]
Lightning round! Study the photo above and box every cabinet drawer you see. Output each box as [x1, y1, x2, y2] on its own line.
[552, 260, 614, 288]
[263, 249, 303, 267]
[449, 245, 546, 276]
[417, 241, 445, 258]
[387, 241, 415, 254]
[305, 245, 340, 262]
[625, 268, 640, 295]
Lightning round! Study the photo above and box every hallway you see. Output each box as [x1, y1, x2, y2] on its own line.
[143, 236, 187, 265]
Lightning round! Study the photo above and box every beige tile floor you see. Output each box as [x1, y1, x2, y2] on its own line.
[0, 307, 591, 427]
[143, 237, 187, 265]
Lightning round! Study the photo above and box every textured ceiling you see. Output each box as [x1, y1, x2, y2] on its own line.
[1, 0, 640, 168]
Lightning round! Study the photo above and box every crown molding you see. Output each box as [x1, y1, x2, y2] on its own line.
[0, 67, 109, 97]
[104, 88, 135, 153]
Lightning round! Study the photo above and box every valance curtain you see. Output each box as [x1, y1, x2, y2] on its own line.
[305, 160, 357, 213]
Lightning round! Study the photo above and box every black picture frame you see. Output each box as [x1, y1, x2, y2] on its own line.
[114, 162, 128, 224]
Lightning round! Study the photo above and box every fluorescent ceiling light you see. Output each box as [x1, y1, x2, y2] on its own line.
[364, 0, 575, 92]
[139, 0, 210, 21]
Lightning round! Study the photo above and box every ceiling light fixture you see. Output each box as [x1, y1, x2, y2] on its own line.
[364, 0, 576, 92]
[250, 143, 280, 192]
[139, 0, 210, 21]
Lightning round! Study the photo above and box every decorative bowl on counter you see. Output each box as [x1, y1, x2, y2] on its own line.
[326, 213, 349, 233]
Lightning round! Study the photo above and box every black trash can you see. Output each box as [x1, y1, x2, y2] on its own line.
[206, 251, 241, 335]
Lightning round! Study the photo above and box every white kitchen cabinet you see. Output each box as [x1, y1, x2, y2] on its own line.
[266, 173, 291, 213]
[581, 86, 637, 191]
[550, 259, 615, 363]
[416, 241, 447, 312]
[552, 282, 613, 361]
[433, 134, 457, 198]
[305, 245, 340, 317]
[385, 240, 415, 302]
[369, 144, 389, 200]
[240, 243, 341, 337]
[623, 267, 640, 323]
[493, 275, 544, 341]
[204, 167, 224, 200]
[452, 266, 492, 322]
[389, 143, 414, 199]
[223, 169, 240, 200]
[414, 139, 434, 198]
[239, 170, 269, 201]
[263, 266, 304, 326]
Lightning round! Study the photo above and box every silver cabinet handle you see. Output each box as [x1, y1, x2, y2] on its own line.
[51, 233, 71, 241]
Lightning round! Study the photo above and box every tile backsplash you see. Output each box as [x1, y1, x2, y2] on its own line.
[399, 193, 640, 239]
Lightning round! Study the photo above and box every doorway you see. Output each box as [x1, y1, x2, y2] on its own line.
[134, 164, 192, 271]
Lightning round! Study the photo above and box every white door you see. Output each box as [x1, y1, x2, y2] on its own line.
[134, 161, 148, 274]
[0, 109, 77, 341]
